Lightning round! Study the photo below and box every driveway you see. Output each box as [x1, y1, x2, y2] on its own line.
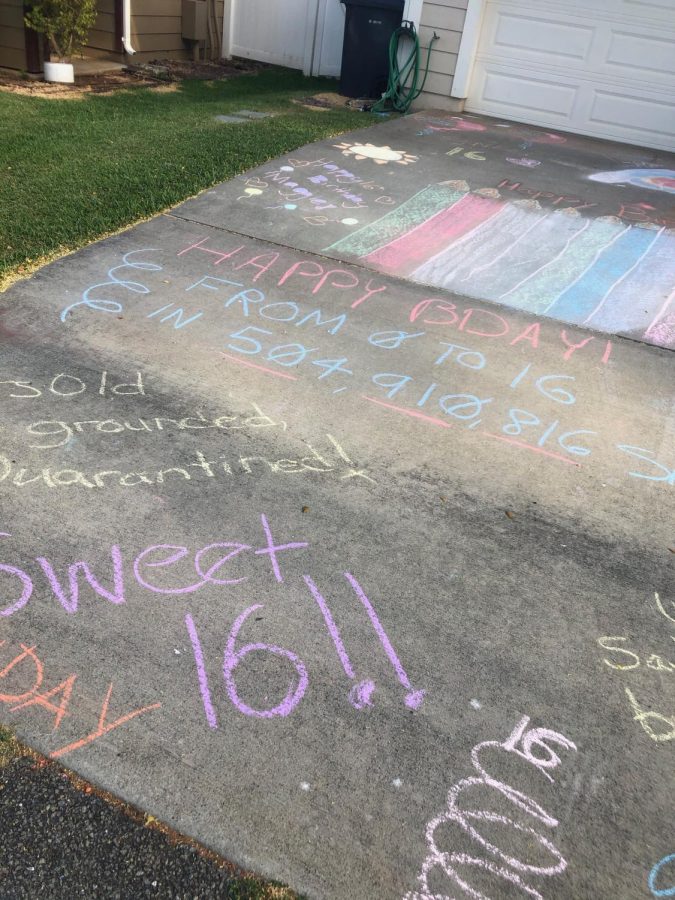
[0, 111, 673, 899]
[174, 110, 675, 349]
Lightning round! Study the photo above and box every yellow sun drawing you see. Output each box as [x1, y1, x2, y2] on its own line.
[333, 142, 418, 165]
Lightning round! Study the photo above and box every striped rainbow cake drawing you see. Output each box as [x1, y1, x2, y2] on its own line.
[327, 181, 675, 349]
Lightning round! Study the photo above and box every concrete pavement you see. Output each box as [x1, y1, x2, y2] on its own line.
[0, 112, 673, 899]
[173, 110, 675, 349]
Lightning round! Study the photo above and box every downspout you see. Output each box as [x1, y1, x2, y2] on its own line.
[122, 0, 136, 55]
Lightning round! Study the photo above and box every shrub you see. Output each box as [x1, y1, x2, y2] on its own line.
[24, 0, 97, 62]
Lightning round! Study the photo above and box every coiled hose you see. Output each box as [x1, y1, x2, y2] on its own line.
[372, 21, 439, 114]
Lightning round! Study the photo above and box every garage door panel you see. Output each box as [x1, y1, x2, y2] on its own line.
[491, 12, 595, 61]
[607, 31, 675, 77]
[480, 69, 578, 117]
[590, 90, 675, 138]
[623, 0, 675, 17]
[467, 0, 675, 151]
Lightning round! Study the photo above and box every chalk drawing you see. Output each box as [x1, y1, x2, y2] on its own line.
[185, 569, 422, 724]
[325, 183, 675, 348]
[589, 232, 675, 333]
[655, 592, 675, 626]
[328, 182, 469, 259]
[223, 603, 309, 718]
[0, 370, 144, 401]
[404, 715, 577, 899]
[60, 249, 162, 321]
[0, 513, 308, 617]
[625, 687, 675, 742]
[530, 132, 566, 144]
[645, 291, 675, 347]
[0, 638, 160, 757]
[649, 854, 675, 897]
[333, 142, 419, 165]
[589, 169, 675, 194]
[506, 157, 541, 167]
[597, 637, 674, 673]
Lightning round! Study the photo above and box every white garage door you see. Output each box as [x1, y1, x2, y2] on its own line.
[466, 0, 675, 151]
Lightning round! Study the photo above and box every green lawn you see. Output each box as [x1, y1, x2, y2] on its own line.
[0, 68, 373, 288]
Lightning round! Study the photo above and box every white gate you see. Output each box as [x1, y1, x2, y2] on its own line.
[222, 0, 422, 78]
[221, 0, 343, 75]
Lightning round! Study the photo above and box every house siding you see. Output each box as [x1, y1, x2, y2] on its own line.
[415, 0, 468, 110]
[0, 0, 226, 69]
[0, 0, 28, 71]
[87, 0, 117, 55]
[130, 0, 224, 62]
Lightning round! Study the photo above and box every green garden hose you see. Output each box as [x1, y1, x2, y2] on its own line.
[372, 21, 439, 114]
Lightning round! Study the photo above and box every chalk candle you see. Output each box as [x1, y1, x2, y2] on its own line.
[405, 715, 577, 899]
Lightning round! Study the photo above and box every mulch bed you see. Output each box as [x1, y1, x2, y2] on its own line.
[0, 57, 266, 97]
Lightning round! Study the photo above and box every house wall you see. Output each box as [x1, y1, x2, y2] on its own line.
[130, 0, 223, 62]
[414, 0, 468, 110]
[86, 0, 225, 63]
[87, 0, 117, 55]
[0, 0, 27, 71]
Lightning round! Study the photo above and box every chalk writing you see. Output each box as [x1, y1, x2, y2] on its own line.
[177, 236, 387, 307]
[0, 371, 144, 400]
[596, 593, 675, 742]
[60, 250, 162, 321]
[1, 436, 372, 491]
[650, 854, 675, 897]
[26, 400, 286, 449]
[186, 571, 423, 724]
[408, 299, 613, 364]
[404, 715, 577, 899]
[624, 688, 675, 744]
[0, 638, 160, 758]
[235, 157, 400, 226]
[506, 157, 541, 168]
[0, 515, 308, 617]
[57, 245, 674, 488]
[656, 592, 675, 626]
[446, 146, 487, 161]
[597, 637, 675, 673]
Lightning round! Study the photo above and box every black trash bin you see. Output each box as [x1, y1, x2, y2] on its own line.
[339, 0, 404, 99]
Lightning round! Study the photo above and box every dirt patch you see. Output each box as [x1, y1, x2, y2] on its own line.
[0, 57, 266, 99]
[293, 91, 376, 112]
[129, 57, 266, 82]
[0, 69, 155, 98]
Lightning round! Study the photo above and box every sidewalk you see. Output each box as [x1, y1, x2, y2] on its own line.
[0, 111, 672, 899]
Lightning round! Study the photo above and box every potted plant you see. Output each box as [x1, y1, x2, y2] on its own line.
[24, 0, 97, 84]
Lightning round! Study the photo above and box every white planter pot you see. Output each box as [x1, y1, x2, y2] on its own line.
[44, 61, 74, 84]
